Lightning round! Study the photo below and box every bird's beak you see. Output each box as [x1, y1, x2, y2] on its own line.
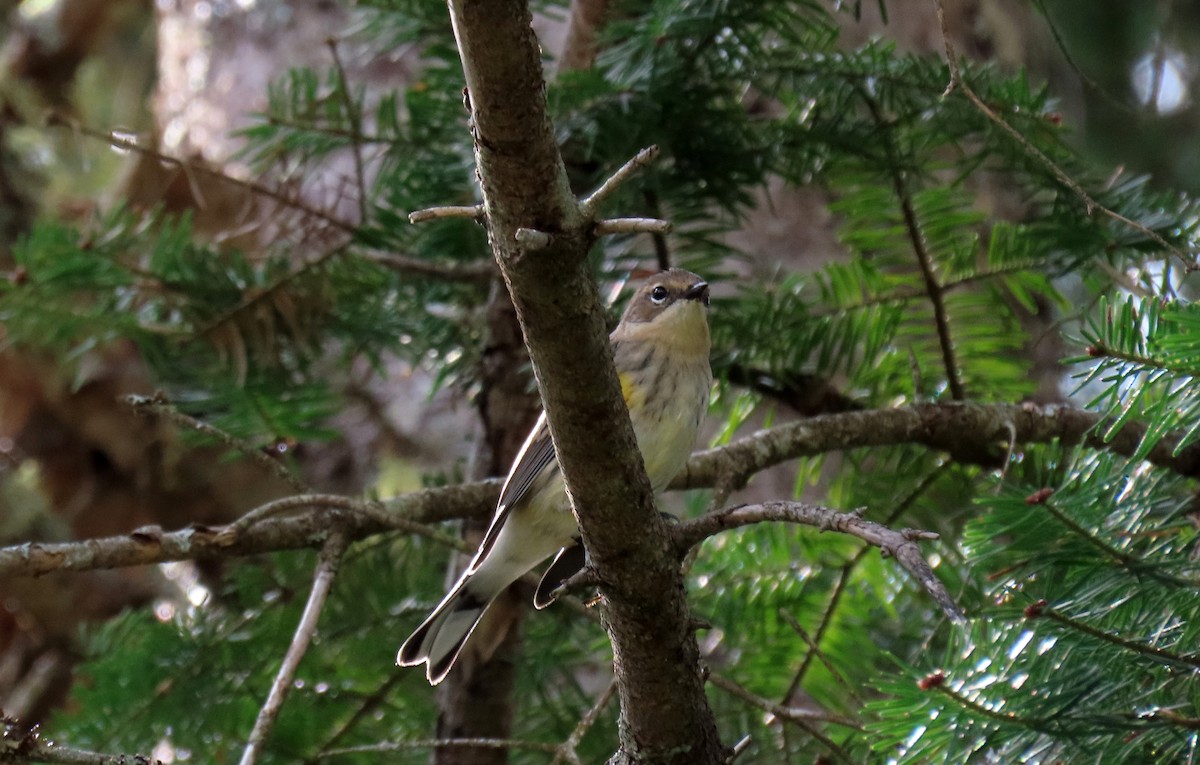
[684, 281, 710, 306]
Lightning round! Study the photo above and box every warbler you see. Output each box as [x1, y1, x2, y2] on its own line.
[397, 268, 713, 685]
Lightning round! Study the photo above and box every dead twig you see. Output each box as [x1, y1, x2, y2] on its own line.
[674, 501, 965, 622]
[238, 529, 350, 765]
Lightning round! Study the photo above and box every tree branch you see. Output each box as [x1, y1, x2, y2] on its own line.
[862, 90, 965, 400]
[674, 402, 1200, 491]
[930, 0, 1196, 270]
[557, 0, 610, 73]
[239, 529, 350, 765]
[5, 402, 1200, 581]
[1, 716, 157, 764]
[674, 501, 964, 622]
[0, 481, 499, 578]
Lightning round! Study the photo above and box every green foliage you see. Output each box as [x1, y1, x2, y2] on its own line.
[7, 0, 1200, 763]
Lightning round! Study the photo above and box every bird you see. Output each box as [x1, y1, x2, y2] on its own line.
[397, 268, 713, 685]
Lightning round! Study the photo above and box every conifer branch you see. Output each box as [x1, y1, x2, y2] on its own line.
[239, 529, 350, 765]
[861, 91, 965, 399]
[784, 467, 949, 698]
[1034, 496, 1200, 587]
[190, 242, 351, 342]
[0, 481, 500, 578]
[46, 112, 356, 235]
[707, 673, 862, 729]
[674, 501, 965, 622]
[707, 674, 858, 765]
[931, 0, 1196, 270]
[7, 403, 1200, 580]
[807, 260, 1052, 319]
[674, 402, 1200, 491]
[1026, 602, 1200, 669]
[0, 716, 155, 764]
[920, 673, 1050, 730]
[124, 394, 309, 493]
[325, 38, 368, 225]
[550, 679, 618, 765]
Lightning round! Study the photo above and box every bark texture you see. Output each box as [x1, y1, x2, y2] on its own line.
[446, 1, 727, 762]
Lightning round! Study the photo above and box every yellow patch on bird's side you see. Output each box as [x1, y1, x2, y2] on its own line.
[619, 371, 645, 410]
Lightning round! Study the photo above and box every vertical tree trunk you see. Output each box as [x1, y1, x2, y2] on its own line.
[434, 283, 539, 765]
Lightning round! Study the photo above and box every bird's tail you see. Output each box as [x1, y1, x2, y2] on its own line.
[397, 577, 494, 685]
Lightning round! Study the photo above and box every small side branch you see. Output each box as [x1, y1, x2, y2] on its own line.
[674, 501, 965, 622]
[580, 145, 659, 218]
[238, 529, 351, 765]
[594, 218, 672, 237]
[550, 678, 618, 765]
[1025, 601, 1200, 669]
[408, 204, 484, 224]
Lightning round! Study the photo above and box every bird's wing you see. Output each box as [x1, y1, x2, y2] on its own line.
[470, 411, 557, 571]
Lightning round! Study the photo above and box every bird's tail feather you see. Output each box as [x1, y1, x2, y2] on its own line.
[397, 583, 492, 685]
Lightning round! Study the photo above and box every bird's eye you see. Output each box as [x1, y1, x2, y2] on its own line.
[650, 285, 669, 304]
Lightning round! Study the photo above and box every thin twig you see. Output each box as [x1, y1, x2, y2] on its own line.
[708, 673, 862, 729]
[931, 0, 1195, 270]
[777, 610, 863, 706]
[316, 738, 559, 758]
[124, 394, 308, 493]
[550, 678, 618, 765]
[239, 529, 350, 765]
[326, 38, 368, 225]
[1031, 604, 1200, 669]
[785, 467, 949, 698]
[580, 145, 660, 218]
[45, 112, 356, 235]
[307, 674, 405, 764]
[674, 501, 965, 622]
[191, 242, 351, 341]
[361, 250, 496, 282]
[594, 217, 672, 236]
[408, 204, 484, 224]
[861, 90, 965, 399]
